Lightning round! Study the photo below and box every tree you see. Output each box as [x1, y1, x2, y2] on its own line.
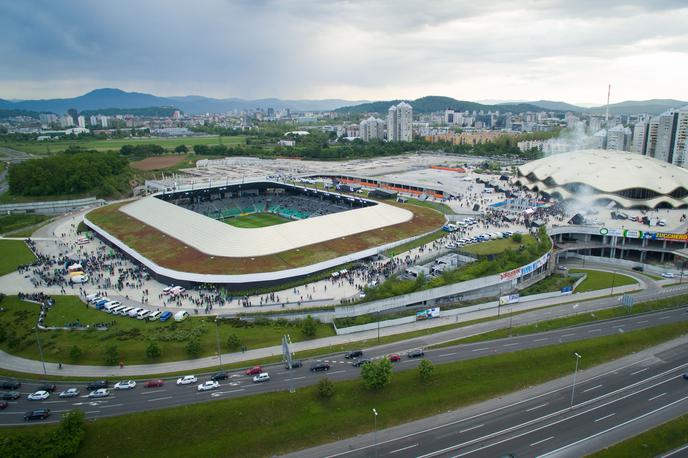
[175, 144, 188, 153]
[418, 359, 435, 382]
[186, 338, 202, 358]
[317, 377, 335, 398]
[361, 358, 393, 390]
[69, 345, 83, 362]
[226, 334, 241, 351]
[512, 233, 523, 243]
[145, 341, 161, 359]
[103, 344, 119, 365]
[193, 144, 210, 155]
[301, 315, 318, 338]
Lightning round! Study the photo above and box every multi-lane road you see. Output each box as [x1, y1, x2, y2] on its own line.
[2, 305, 687, 428]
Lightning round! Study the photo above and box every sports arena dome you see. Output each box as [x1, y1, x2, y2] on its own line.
[515, 149, 688, 209]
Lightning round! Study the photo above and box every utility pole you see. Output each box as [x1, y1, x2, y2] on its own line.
[35, 326, 47, 377]
[214, 317, 223, 371]
[372, 408, 379, 458]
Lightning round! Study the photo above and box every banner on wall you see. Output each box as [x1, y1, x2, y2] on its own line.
[499, 294, 520, 306]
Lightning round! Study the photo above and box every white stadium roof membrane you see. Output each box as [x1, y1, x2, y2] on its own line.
[120, 194, 413, 257]
[516, 150, 688, 209]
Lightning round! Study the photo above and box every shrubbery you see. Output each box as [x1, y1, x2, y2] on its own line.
[0, 410, 86, 457]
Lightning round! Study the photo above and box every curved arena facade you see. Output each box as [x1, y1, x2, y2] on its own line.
[515, 150, 688, 209]
[84, 180, 445, 289]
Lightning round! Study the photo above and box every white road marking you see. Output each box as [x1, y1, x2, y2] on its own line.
[588, 329, 601, 333]
[285, 376, 306, 381]
[503, 343, 519, 347]
[389, 444, 418, 454]
[636, 320, 649, 324]
[530, 436, 554, 447]
[140, 389, 166, 395]
[631, 368, 649, 375]
[612, 325, 625, 328]
[147, 396, 173, 402]
[659, 316, 670, 320]
[525, 403, 548, 412]
[329, 370, 346, 375]
[534, 338, 549, 342]
[85, 410, 100, 414]
[583, 384, 603, 393]
[438, 352, 457, 357]
[648, 392, 666, 401]
[100, 403, 124, 409]
[560, 333, 576, 338]
[43, 400, 66, 404]
[459, 424, 484, 434]
[471, 347, 489, 352]
[594, 413, 616, 422]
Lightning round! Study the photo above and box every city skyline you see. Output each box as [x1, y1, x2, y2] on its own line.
[1, 1, 687, 104]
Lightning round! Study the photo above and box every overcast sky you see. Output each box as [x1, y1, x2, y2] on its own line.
[1, 0, 687, 104]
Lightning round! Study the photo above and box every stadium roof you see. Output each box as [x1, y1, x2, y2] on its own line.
[121, 196, 413, 257]
[516, 149, 688, 208]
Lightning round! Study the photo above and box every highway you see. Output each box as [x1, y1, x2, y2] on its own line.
[294, 340, 688, 458]
[1, 305, 687, 428]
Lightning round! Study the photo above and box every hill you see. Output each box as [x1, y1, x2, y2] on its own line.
[519, 100, 587, 112]
[335, 95, 554, 115]
[0, 88, 369, 115]
[587, 99, 688, 115]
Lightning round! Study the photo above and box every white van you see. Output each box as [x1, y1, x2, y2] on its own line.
[103, 302, 120, 313]
[113, 305, 131, 316]
[173, 310, 189, 322]
[128, 307, 144, 318]
[136, 310, 150, 320]
[86, 293, 99, 302]
[147, 311, 162, 321]
[169, 286, 186, 297]
[71, 275, 89, 284]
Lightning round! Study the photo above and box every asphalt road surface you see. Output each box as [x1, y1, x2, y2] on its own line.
[2, 306, 687, 427]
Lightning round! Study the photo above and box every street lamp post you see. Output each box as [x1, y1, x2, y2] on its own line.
[34, 326, 47, 377]
[569, 352, 582, 410]
[372, 408, 379, 458]
[610, 270, 616, 296]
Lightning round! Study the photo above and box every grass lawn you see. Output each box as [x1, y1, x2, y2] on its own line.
[0, 296, 335, 366]
[436, 293, 688, 347]
[223, 212, 290, 228]
[462, 234, 536, 256]
[32, 320, 688, 457]
[406, 198, 457, 215]
[571, 269, 637, 292]
[0, 213, 52, 235]
[588, 414, 688, 458]
[518, 273, 576, 296]
[0, 239, 35, 275]
[0, 135, 246, 155]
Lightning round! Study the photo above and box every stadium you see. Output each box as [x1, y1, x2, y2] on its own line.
[515, 150, 688, 209]
[84, 180, 446, 289]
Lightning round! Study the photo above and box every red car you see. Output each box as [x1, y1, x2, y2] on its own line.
[144, 379, 165, 388]
[388, 354, 401, 362]
[0, 401, 8, 410]
[245, 366, 262, 376]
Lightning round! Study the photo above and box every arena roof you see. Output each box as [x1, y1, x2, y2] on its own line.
[516, 150, 688, 209]
[120, 194, 413, 257]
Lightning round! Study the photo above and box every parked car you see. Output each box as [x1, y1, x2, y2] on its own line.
[211, 372, 228, 381]
[557, 266, 568, 271]
[159, 311, 173, 322]
[144, 379, 165, 388]
[197, 381, 220, 392]
[344, 350, 363, 359]
[59, 388, 80, 398]
[253, 372, 270, 383]
[683, 372, 688, 380]
[0, 401, 8, 410]
[37, 383, 57, 392]
[24, 409, 51, 421]
[245, 366, 263, 376]
[176, 375, 197, 385]
[285, 360, 303, 369]
[27, 390, 50, 401]
[88, 388, 110, 398]
[407, 349, 425, 358]
[632, 266, 644, 272]
[388, 354, 401, 362]
[310, 362, 331, 372]
[0, 380, 20, 390]
[661, 272, 676, 278]
[114, 380, 137, 390]
[352, 358, 372, 368]
[86, 380, 108, 391]
[1, 391, 20, 400]
[147, 311, 162, 321]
